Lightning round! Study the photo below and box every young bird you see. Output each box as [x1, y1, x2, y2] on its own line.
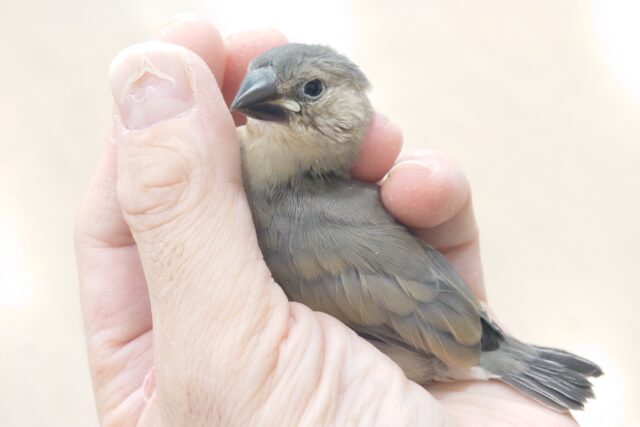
[231, 43, 602, 411]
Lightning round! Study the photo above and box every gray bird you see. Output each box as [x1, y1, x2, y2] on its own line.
[231, 43, 602, 411]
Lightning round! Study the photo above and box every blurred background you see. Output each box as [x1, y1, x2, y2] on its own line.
[1, 0, 638, 425]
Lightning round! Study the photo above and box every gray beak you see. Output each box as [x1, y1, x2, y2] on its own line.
[230, 67, 299, 123]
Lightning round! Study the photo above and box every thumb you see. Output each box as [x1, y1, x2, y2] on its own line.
[109, 42, 288, 422]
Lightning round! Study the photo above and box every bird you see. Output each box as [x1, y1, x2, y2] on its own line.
[231, 43, 602, 412]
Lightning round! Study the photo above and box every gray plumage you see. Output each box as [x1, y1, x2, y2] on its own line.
[232, 43, 602, 411]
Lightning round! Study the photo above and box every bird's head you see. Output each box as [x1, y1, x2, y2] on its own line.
[231, 43, 373, 180]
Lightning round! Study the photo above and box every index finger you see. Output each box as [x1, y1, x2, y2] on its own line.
[223, 29, 289, 124]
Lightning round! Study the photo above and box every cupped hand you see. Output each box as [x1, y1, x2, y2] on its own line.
[74, 15, 578, 426]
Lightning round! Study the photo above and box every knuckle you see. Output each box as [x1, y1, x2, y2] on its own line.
[117, 134, 205, 232]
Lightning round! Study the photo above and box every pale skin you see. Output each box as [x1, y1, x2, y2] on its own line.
[74, 15, 579, 426]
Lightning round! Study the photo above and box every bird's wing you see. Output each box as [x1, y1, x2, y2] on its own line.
[257, 178, 487, 369]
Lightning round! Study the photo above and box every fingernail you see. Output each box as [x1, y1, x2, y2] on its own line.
[110, 42, 194, 130]
[387, 160, 437, 179]
[373, 112, 402, 135]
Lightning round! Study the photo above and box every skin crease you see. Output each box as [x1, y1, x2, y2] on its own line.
[73, 14, 580, 427]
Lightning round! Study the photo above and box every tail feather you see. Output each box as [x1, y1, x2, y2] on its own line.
[535, 346, 604, 377]
[504, 372, 585, 411]
[504, 355, 594, 410]
[480, 337, 602, 412]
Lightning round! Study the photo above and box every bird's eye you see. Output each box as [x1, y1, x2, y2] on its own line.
[303, 79, 324, 98]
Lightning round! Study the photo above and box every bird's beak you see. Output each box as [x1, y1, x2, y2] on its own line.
[230, 67, 300, 123]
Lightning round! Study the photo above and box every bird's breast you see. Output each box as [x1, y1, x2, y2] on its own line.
[246, 178, 388, 301]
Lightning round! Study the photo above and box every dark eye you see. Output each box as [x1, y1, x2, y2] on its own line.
[303, 79, 324, 98]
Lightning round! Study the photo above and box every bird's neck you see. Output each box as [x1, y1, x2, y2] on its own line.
[238, 121, 360, 194]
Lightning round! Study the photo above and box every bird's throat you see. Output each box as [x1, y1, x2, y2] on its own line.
[238, 122, 359, 193]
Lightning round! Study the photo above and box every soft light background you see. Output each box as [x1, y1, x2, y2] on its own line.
[1, 0, 638, 425]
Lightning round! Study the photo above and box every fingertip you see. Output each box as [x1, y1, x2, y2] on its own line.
[224, 27, 288, 49]
[381, 157, 469, 229]
[157, 13, 226, 85]
[109, 40, 230, 123]
[350, 112, 403, 182]
[108, 40, 236, 161]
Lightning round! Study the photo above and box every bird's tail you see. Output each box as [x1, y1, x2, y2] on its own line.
[480, 337, 603, 411]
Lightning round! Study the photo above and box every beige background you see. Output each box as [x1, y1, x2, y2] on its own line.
[1, 0, 638, 426]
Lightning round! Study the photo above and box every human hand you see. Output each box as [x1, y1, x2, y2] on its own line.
[74, 15, 578, 426]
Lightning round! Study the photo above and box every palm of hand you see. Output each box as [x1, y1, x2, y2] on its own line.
[75, 17, 577, 427]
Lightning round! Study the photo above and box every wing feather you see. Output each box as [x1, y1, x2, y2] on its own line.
[252, 177, 486, 370]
